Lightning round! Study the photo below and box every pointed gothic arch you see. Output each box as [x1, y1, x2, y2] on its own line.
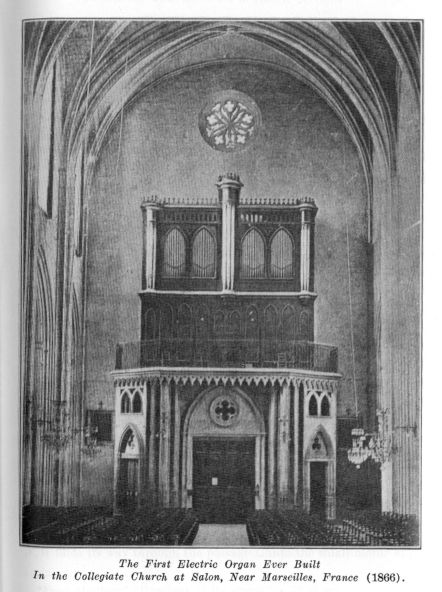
[270, 227, 294, 278]
[116, 425, 144, 511]
[181, 385, 266, 512]
[240, 227, 266, 278]
[191, 226, 216, 278]
[162, 227, 186, 277]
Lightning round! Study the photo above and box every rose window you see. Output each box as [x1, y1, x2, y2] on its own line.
[210, 396, 239, 427]
[199, 90, 261, 152]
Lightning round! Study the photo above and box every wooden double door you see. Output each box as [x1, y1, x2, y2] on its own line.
[193, 437, 255, 523]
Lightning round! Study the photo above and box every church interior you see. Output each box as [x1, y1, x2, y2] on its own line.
[22, 20, 421, 546]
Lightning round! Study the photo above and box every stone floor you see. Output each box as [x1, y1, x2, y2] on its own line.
[192, 524, 250, 546]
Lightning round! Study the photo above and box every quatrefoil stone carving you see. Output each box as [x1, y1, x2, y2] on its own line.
[210, 395, 239, 427]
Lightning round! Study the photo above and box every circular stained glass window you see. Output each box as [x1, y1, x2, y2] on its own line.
[199, 90, 261, 152]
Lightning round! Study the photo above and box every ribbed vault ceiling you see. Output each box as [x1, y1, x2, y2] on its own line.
[25, 20, 420, 196]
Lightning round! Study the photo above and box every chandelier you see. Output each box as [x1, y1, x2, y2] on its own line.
[38, 401, 71, 454]
[347, 409, 392, 468]
[38, 400, 102, 458]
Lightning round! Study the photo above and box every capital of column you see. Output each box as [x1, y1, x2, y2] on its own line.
[216, 173, 243, 205]
[297, 196, 318, 214]
[141, 196, 162, 215]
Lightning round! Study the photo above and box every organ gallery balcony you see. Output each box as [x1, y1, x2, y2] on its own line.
[115, 339, 338, 373]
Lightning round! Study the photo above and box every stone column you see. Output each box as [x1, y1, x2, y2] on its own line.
[260, 435, 266, 510]
[255, 436, 260, 510]
[158, 380, 171, 506]
[172, 382, 181, 507]
[277, 382, 290, 506]
[299, 198, 317, 293]
[141, 197, 161, 290]
[293, 382, 300, 506]
[147, 379, 158, 504]
[216, 173, 242, 292]
[267, 388, 277, 508]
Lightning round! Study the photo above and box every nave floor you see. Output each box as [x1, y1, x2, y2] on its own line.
[192, 524, 250, 546]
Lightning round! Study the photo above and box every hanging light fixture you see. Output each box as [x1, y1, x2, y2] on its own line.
[347, 409, 392, 468]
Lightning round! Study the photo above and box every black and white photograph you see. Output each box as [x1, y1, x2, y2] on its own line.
[20, 18, 421, 549]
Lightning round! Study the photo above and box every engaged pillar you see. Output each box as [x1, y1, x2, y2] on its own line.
[158, 380, 171, 506]
[299, 198, 317, 293]
[172, 382, 181, 507]
[277, 382, 290, 506]
[216, 173, 242, 292]
[141, 197, 161, 290]
[293, 382, 300, 506]
[267, 388, 277, 508]
[147, 379, 158, 504]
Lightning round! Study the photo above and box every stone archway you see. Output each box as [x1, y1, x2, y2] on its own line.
[181, 385, 266, 518]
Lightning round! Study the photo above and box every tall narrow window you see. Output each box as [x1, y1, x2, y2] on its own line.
[192, 227, 216, 277]
[240, 228, 265, 278]
[309, 395, 318, 416]
[320, 395, 330, 417]
[270, 228, 293, 278]
[132, 392, 142, 413]
[38, 63, 57, 217]
[121, 393, 130, 413]
[162, 228, 186, 277]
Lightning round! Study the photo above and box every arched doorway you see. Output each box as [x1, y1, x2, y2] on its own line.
[182, 386, 265, 522]
[303, 427, 336, 520]
[116, 427, 141, 511]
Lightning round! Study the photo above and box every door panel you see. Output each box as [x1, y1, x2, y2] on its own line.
[310, 461, 327, 518]
[193, 438, 255, 523]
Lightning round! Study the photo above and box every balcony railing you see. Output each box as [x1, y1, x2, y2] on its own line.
[115, 338, 338, 373]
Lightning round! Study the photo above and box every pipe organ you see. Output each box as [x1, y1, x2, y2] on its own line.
[114, 174, 339, 521]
